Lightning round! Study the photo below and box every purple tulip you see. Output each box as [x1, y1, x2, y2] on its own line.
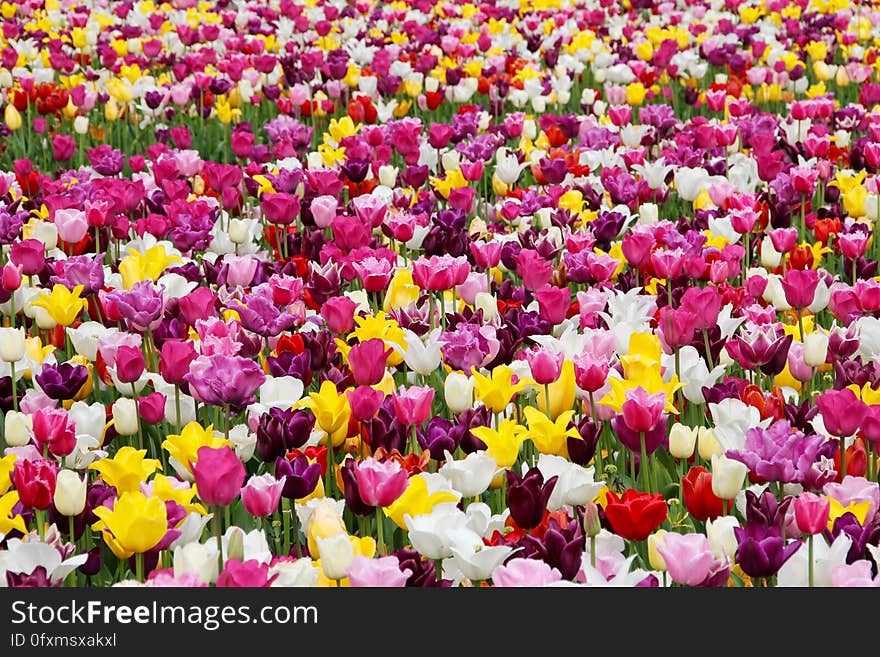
[507, 469, 557, 530]
[185, 354, 266, 409]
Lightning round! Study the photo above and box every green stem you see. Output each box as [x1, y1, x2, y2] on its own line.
[808, 534, 814, 588]
[702, 328, 715, 370]
[282, 498, 291, 556]
[10, 361, 16, 412]
[213, 506, 224, 574]
[640, 431, 650, 494]
[135, 552, 144, 583]
[376, 507, 385, 556]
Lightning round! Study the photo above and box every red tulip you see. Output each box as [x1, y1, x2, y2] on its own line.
[604, 489, 668, 541]
[681, 466, 727, 521]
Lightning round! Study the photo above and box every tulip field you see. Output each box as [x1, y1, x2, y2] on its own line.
[1, 0, 880, 588]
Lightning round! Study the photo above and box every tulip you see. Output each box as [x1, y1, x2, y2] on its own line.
[604, 489, 668, 541]
[710, 454, 748, 500]
[217, 559, 276, 588]
[506, 468, 557, 530]
[438, 450, 498, 498]
[0, 327, 26, 363]
[706, 515, 739, 559]
[347, 555, 412, 587]
[192, 446, 246, 507]
[669, 423, 697, 459]
[656, 533, 721, 587]
[92, 491, 167, 559]
[316, 532, 355, 581]
[443, 372, 474, 414]
[173, 542, 219, 585]
[347, 338, 392, 386]
[13, 459, 57, 510]
[240, 473, 284, 518]
[112, 398, 140, 437]
[491, 558, 563, 587]
[682, 465, 727, 521]
[5, 411, 32, 447]
[53, 470, 87, 517]
[355, 458, 408, 508]
[32, 407, 77, 458]
[392, 385, 435, 426]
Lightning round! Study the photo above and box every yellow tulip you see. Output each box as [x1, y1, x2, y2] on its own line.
[118, 245, 182, 290]
[29, 284, 87, 327]
[161, 422, 231, 475]
[150, 474, 206, 515]
[314, 535, 377, 587]
[384, 269, 421, 312]
[297, 380, 351, 447]
[89, 446, 162, 493]
[470, 418, 527, 470]
[0, 454, 15, 495]
[92, 491, 168, 559]
[0, 491, 26, 535]
[382, 473, 459, 529]
[350, 313, 406, 366]
[306, 499, 346, 557]
[534, 359, 577, 420]
[4, 104, 21, 131]
[626, 82, 647, 106]
[827, 498, 871, 531]
[472, 364, 533, 414]
[523, 407, 579, 456]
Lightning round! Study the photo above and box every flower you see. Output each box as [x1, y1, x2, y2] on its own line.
[192, 446, 245, 507]
[472, 365, 532, 414]
[89, 446, 162, 494]
[29, 284, 87, 327]
[382, 473, 459, 529]
[656, 533, 725, 587]
[92, 491, 168, 559]
[603, 489, 668, 541]
[506, 468, 557, 529]
[53, 469, 87, 517]
[12, 459, 57, 510]
[186, 354, 266, 410]
[355, 458, 408, 508]
[491, 559, 563, 587]
[297, 380, 351, 447]
[162, 422, 231, 477]
[241, 474, 284, 518]
[682, 466, 727, 522]
[346, 555, 412, 587]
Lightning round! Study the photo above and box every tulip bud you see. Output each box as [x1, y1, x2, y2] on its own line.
[53, 469, 87, 516]
[444, 371, 474, 415]
[104, 97, 119, 121]
[5, 410, 32, 447]
[834, 130, 850, 148]
[803, 331, 829, 367]
[73, 116, 89, 135]
[33, 221, 58, 251]
[4, 104, 21, 131]
[710, 454, 748, 500]
[32, 306, 58, 331]
[647, 530, 668, 571]
[316, 532, 355, 581]
[473, 292, 498, 322]
[522, 119, 537, 140]
[112, 398, 139, 436]
[225, 526, 245, 562]
[638, 202, 658, 224]
[706, 515, 739, 559]
[378, 165, 398, 187]
[0, 327, 26, 362]
[583, 502, 601, 538]
[228, 218, 249, 244]
[697, 427, 722, 460]
[669, 423, 697, 459]
[760, 237, 782, 268]
[174, 541, 219, 584]
[441, 150, 460, 173]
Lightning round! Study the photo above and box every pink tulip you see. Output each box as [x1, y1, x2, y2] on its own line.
[780, 268, 820, 309]
[492, 558, 563, 586]
[354, 457, 408, 507]
[192, 446, 246, 507]
[346, 385, 386, 422]
[621, 387, 667, 433]
[824, 476, 880, 521]
[815, 389, 867, 437]
[655, 533, 718, 587]
[412, 255, 470, 291]
[138, 392, 167, 424]
[310, 196, 338, 229]
[534, 284, 570, 325]
[320, 296, 358, 333]
[391, 385, 434, 426]
[54, 208, 89, 244]
[347, 555, 411, 587]
[347, 338, 393, 386]
[831, 561, 880, 587]
[793, 492, 830, 535]
[525, 347, 564, 385]
[32, 407, 77, 458]
[241, 473, 284, 517]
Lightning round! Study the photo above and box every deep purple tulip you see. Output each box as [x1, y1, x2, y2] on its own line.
[734, 523, 799, 579]
[507, 469, 557, 530]
[417, 417, 460, 461]
[255, 408, 315, 462]
[35, 362, 88, 400]
[341, 459, 373, 516]
[274, 455, 321, 500]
